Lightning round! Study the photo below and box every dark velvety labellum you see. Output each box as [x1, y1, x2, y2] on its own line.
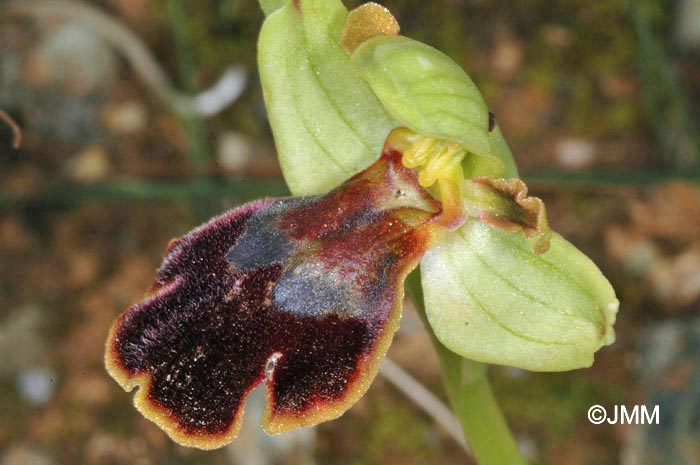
[105, 150, 440, 449]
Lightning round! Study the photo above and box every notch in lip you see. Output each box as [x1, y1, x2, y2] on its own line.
[105, 148, 440, 448]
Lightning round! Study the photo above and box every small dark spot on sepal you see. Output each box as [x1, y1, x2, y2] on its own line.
[488, 111, 496, 132]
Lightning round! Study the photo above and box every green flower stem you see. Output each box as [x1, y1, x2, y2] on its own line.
[406, 270, 528, 465]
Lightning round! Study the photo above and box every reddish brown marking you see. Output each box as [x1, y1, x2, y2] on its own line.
[469, 176, 551, 254]
[279, 149, 437, 242]
[106, 151, 441, 446]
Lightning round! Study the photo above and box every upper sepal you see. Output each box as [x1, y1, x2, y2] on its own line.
[258, 0, 398, 195]
[105, 150, 440, 449]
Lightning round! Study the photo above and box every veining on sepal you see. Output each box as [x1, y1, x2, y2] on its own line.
[351, 34, 491, 157]
[258, 0, 399, 195]
[421, 219, 619, 372]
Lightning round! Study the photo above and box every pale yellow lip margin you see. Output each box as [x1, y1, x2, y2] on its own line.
[260, 221, 436, 434]
[261, 271, 406, 435]
[105, 285, 404, 449]
[104, 280, 406, 449]
[104, 227, 431, 449]
[104, 316, 251, 450]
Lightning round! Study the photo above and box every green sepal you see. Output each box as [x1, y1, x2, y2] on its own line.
[420, 219, 619, 372]
[258, 0, 398, 195]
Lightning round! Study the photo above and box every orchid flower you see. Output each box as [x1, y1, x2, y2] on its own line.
[105, 0, 618, 450]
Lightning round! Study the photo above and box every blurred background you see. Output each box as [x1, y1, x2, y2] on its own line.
[1, 0, 699, 464]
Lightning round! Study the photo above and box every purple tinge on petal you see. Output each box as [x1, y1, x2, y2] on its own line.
[105, 150, 440, 449]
